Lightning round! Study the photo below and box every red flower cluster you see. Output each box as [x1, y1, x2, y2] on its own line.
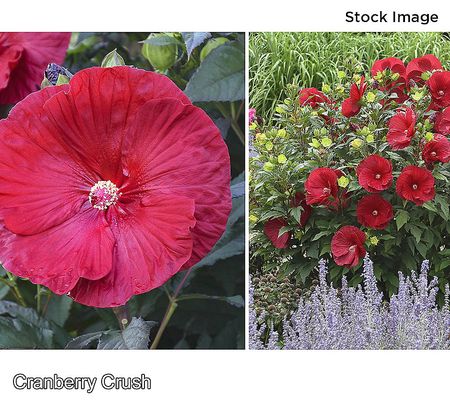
[434, 107, 450, 135]
[0, 66, 231, 307]
[263, 192, 312, 248]
[422, 134, 450, 164]
[406, 54, 442, 86]
[386, 108, 416, 150]
[264, 218, 290, 249]
[356, 155, 393, 192]
[298, 88, 331, 108]
[0, 32, 71, 104]
[305, 167, 346, 209]
[331, 226, 366, 268]
[427, 71, 450, 110]
[371, 57, 407, 103]
[342, 76, 367, 117]
[357, 194, 393, 230]
[396, 166, 435, 205]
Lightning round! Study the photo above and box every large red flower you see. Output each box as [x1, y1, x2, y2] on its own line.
[427, 71, 450, 110]
[422, 134, 450, 164]
[342, 76, 367, 118]
[356, 155, 393, 193]
[371, 57, 407, 103]
[406, 54, 442, 86]
[0, 32, 71, 104]
[264, 218, 290, 249]
[298, 88, 331, 108]
[434, 107, 450, 135]
[331, 226, 366, 268]
[386, 108, 416, 150]
[396, 166, 435, 205]
[291, 192, 312, 227]
[356, 194, 393, 230]
[0, 66, 231, 307]
[305, 167, 342, 208]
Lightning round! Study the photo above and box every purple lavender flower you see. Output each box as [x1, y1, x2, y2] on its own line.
[250, 256, 450, 350]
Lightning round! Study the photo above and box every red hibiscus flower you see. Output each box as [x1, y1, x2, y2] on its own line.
[0, 66, 231, 308]
[298, 88, 331, 108]
[291, 192, 312, 227]
[434, 107, 450, 135]
[406, 54, 442, 86]
[356, 155, 393, 193]
[0, 32, 71, 104]
[427, 71, 450, 110]
[396, 166, 435, 205]
[386, 108, 416, 149]
[422, 134, 450, 164]
[305, 167, 344, 208]
[331, 226, 366, 268]
[342, 76, 367, 117]
[264, 218, 290, 249]
[356, 194, 393, 230]
[371, 57, 407, 103]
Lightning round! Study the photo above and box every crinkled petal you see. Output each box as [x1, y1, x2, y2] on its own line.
[70, 193, 196, 307]
[119, 97, 231, 269]
[0, 204, 115, 294]
[0, 86, 94, 235]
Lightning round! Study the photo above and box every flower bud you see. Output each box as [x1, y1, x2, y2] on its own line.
[277, 154, 287, 164]
[263, 162, 274, 172]
[351, 138, 363, 149]
[337, 176, 349, 188]
[366, 134, 375, 143]
[249, 214, 258, 224]
[142, 33, 178, 71]
[370, 236, 379, 245]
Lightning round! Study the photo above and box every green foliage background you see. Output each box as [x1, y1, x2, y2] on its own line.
[0, 32, 245, 349]
[250, 32, 450, 121]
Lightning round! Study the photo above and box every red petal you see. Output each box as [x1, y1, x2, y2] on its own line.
[70, 193, 196, 307]
[0, 32, 71, 104]
[43, 67, 192, 183]
[0, 204, 115, 294]
[0, 86, 92, 235]
[120, 97, 231, 269]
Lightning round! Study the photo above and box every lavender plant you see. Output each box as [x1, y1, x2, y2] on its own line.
[250, 256, 450, 349]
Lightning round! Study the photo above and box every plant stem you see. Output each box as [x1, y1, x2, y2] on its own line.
[150, 269, 193, 349]
[4, 272, 26, 307]
[150, 301, 178, 350]
[216, 102, 245, 145]
[42, 293, 53, 317]
[113, 305, 130, 330]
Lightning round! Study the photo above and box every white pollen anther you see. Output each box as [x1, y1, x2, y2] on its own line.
[89, 180, 120, 210]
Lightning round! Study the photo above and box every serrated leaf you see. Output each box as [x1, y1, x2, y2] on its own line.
[0, 316, 54, 349]
[181, 32, 211, 57]
[396, 210, 409, 230]
[312, 231, 330, 241]
[409, 225, 422, 244]
[422, 202, 438, 213]
[65, 332, 103, 349]
[185, 42, 244, 102]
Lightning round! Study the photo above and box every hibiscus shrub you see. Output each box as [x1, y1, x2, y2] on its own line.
[250, 54, 450, 298]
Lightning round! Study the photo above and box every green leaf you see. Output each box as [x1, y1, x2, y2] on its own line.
[185, 42, 244, 102]
[66, 318, 157, 350]
[395, 210, 409, 230]
[98, 318, 156, 350]
[101, 49, 125, 67]
[409, 225, 422, 244]
[0, 316, 53, 349]
[65, 332, 103, 349]
[44, 295, 72, 327]
[181, 32, 211, 57]
[422, 202, 438, 213]
[312, 231, 330, 241]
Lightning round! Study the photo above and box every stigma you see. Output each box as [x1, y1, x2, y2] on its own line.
[89, 180, 120, 210]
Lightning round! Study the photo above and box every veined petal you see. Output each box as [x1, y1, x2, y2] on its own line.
[70, 193, 196, 307]
[0, 204, 115, 294]
[120, 98, 231, 269]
